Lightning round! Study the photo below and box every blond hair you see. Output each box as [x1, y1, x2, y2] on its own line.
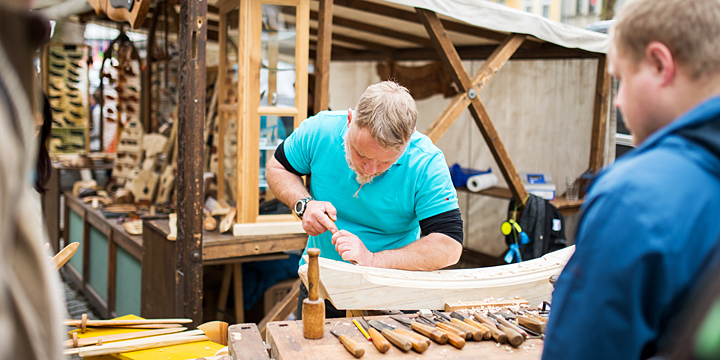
[354, 81, 417, 150]
[612, 0, 720, 79]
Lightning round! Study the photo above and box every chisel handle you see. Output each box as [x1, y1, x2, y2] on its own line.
[435, 326, 466, 349]
[518, 315, 546, 334]
[450, 318, 483, 341]
[366, 327, 390, 353]
[338, 334, 365, 358]
[474, 314, 507, 344]
[394, 329, 429, 353]
[496, 316, 529, 339]
[411, 321, 448, 344]
[395, 328, 431, 346]
[436, 321, 468, 339]
[463, 318, 492, 340]
[381, 328, 412, 352]
[497, 324, 524, 347]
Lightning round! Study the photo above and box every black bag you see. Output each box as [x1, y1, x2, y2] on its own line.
[505, 194, 567, 262]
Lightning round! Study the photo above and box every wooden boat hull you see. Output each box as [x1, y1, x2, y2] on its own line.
[298, 246, 574, 310]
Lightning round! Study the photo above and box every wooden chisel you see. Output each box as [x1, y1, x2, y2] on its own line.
[486, 313, 524, 347]
[359, 318, 390, 353]
[368, 319, 427, 353]
[435, 310, 483, 341]
[418, 316, 465, 349]
[517, 315, 547, 335]
[330, 330, 364, 358]
[366, 319, 412, 352]
[449, 311, 491, 340]
[473, 313, 508, 344]
[489, 312, 529, 340]
[390, 315, 447, 345]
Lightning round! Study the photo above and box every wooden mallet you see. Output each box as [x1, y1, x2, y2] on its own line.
[303, 248, 325, 339]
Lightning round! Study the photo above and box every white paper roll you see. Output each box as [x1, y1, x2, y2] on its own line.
[466, 173, 499, 192]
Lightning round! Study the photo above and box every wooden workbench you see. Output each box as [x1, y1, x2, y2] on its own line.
[142, 219, 307, 323]
[228, 316, 543, 360]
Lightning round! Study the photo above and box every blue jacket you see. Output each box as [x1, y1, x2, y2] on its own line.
[543, 96, 720, 360]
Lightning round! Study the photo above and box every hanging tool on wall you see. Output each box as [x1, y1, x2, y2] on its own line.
[86, 0, 151, 29]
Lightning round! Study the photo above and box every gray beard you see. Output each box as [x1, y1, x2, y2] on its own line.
[344, 135, 378, 186]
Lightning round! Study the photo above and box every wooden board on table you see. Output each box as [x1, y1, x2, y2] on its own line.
[298, 246, 574, 310]
[70, 314, 224, 360]
[265, 316, 543, 360]
[445, 299, 529, 312]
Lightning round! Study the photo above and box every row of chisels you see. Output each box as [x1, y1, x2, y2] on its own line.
[330, 310, 547, 358]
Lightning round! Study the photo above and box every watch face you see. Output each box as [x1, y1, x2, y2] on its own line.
[295, 200, 303, 213]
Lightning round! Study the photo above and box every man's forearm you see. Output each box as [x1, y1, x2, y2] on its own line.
[265, 157, 309, 208]
[372, 233, 462, 271]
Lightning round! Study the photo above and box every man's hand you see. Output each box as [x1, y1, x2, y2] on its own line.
[302, 200, 339, 236]
[332, 230, 374, 266]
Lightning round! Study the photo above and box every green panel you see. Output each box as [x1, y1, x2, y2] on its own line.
[87, 227, 108, 302]
[114, 246, 141, 316]
[67, 210, 84, 273]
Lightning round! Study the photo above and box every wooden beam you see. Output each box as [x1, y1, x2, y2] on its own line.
[426, 34, 526, 143]
[588, 55, 611, 173]
[333, 0, 508, 42]
[416, 8, 528, 207]
[309, 27, 395, 54]
[141, 5, 162, 133]
[314, 0, 333, 114]
[177, 0, 207, 328]
[295, 0, 310, 127]
[217, 12, 228, 202]
[305, 9, 432, 47]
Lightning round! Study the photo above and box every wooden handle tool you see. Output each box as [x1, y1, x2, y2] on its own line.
[432, 311, 470, 340]
[330, 330, 364, 358]
[473, 313, 507, 344]
[435, 321, 469, 340]
[395, 328, 429, 353]
[395, 328, 431, 347]
[450, 311, 491, 340]
[389, 315, 448, 345]
[366, 327, 390, 353]
[490, 313, 529, 340]
[450, 318, 483, 341]
[497, 324, 524, 347]
[367, 320, 412, 352]
[465, 320, 493, 340]
[418, 316, 464, 349]
[517, 315, 547, 334]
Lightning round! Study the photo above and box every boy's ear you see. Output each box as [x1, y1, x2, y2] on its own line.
[646, 41, 676, 86]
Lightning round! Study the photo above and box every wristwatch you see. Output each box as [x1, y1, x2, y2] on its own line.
[294, 197, 313, 219]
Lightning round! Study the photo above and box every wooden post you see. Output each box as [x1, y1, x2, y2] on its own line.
[588, 55, 611, 173]
[177, 0, 207, 328]
[141, 5, 162, 133]
[416, 8, 529, 207]
[217, 11, 228, 201]
[314, 0, 333, 114]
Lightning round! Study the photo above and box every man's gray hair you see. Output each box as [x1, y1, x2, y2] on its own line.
[354, 81, 417, 150]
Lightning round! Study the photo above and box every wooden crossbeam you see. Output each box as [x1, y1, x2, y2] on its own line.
[309, 28, 395, 54]
[588, 56, 611, 173]
[314, 0, 334, 113]
[416, 8, 528, 207]
[426, 33, 526, 143]
[333, 0, 509, 43]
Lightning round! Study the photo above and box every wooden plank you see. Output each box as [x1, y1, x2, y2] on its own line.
[228, 324, 270, 360]
[257, 106, 298, 117]
[309, 28, 394, 54]
[86, 212, 112, 237]
[416, 8, 528, 207]
[255, 214, 299, 223]
[333, 0, 508, 42]
[295, 0, 310, 128]
[306, 9, 433, 47]
[298, 246, 574, 311]
[236, 0, 261, 224]
[107, 231, 117, 316]
[232, 221, 305, 236]
[217, 12, 228, 202]
[444, 299, 529, 312]
[176, 0, 207, 328]
[426, 34, 525, 143]
[257, 279, 300, 341]
[203, 235, 307, 260]
[216, 264, 233, 321]
[233, 263, 244, 323]
[266, 318, 544, 359]
[314, 0, 333, 114]
[588, 55, 610, 173]
[217, 0, 237, 15]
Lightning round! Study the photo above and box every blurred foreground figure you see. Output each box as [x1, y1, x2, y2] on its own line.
[0, 1, 65, 359]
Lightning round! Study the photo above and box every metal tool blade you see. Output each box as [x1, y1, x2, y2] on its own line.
[389, 315, 412, 327]
[449, 311, 467, 320]
[330, 330, 340, 338]
[358, 318, 371, 331]
[432, 310, 452, 322]
[367, 319, 393, 332]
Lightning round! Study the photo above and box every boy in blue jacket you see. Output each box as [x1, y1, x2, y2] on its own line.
[543, 0, 720, 359]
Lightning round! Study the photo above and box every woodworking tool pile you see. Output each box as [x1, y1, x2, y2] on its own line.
[62, 314, 228, 358]
[338, 307, 548, 358]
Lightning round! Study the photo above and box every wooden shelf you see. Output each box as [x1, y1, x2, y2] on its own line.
[457, 186, 583, 215]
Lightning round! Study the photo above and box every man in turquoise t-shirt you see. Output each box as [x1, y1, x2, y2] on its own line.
[266, 81, 463, 317]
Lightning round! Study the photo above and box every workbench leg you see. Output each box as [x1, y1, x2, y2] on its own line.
[216, 264, 233, 321]
[233, 263, 244, 323]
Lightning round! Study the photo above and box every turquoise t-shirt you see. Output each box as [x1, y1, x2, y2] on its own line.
[283, 110, 459, 264]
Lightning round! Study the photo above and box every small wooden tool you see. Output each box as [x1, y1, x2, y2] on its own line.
[488, 312, 526, 347]
[359, 318, 390, 353]
[473, 313, 508, 344]
[418, 316, 465, 349]
[51, 242, 79, 271]
[367, 319, 413, 352]
[303, 248, 325, 339]
[390, 315, 448, 345]
[517, 315, 547, 335]
[434, 310, 477, 340]
[450, 311, 491, 340]
[330, 330, 364, 358]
